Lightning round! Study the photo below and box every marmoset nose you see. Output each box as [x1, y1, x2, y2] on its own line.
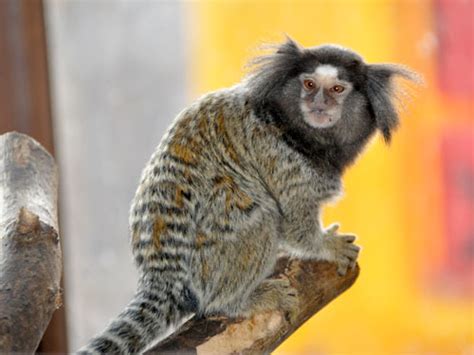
[314, 90, 329, 110]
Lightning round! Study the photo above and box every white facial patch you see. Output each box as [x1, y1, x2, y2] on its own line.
[311, 64, 339, 87]
[315, 64, 338, 78]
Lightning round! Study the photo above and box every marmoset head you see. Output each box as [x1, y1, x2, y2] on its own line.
[247, 38, 419, 150]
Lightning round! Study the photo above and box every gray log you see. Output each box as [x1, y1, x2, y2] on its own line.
[0, 132, 62, 353]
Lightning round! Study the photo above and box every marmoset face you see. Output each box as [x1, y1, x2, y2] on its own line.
[298, 64, 354, 129]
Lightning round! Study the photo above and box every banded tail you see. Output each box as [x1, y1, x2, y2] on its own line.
[78, 279, 197, 354]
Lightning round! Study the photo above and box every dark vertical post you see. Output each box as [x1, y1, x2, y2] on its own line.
[0, 0, 68, 352]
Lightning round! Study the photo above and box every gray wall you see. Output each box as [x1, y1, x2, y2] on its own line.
[45, 0, 189, 349]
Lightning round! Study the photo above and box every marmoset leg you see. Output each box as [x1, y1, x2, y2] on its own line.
[242, 278, 299, 323]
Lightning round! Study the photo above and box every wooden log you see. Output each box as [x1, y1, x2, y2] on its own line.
[146, 258, 359, 354]
[0, 132, 62, 353]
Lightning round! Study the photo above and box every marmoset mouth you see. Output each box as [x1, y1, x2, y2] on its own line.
[306, 111, 338, 128]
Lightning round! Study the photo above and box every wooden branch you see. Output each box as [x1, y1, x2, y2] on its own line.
[146, 258, 359, 354]
[0, 132, 62, 353]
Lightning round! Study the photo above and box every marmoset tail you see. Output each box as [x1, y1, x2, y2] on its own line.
[79, 38, 418, 354]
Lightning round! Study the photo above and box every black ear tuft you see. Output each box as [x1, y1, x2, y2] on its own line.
[276, 36, 303, 55]
[246, 37, 306, 107]
[366, 64, 420, 143]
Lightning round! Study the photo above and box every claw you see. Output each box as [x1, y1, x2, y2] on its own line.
[342, 235, 356, 243]
[347, 244, 360, 251]
[326, 223, 340, 235]
[343, 249, 359, 260]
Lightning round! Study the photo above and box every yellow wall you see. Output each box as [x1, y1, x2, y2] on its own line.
[186, 1, 473, 353]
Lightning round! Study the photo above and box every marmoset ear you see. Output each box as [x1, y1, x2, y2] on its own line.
[247, 36, 306, 105]
[276, 36, 303, 55]
[366, 64, 419, 143]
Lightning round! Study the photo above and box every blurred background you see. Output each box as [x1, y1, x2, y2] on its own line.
[0, 0, 472, 353]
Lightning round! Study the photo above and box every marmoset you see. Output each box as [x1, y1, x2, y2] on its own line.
[80, 38, 417, 354]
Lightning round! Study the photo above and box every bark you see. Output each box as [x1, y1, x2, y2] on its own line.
[0, 132, 62, 353]
[146, 258, 359, 354]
